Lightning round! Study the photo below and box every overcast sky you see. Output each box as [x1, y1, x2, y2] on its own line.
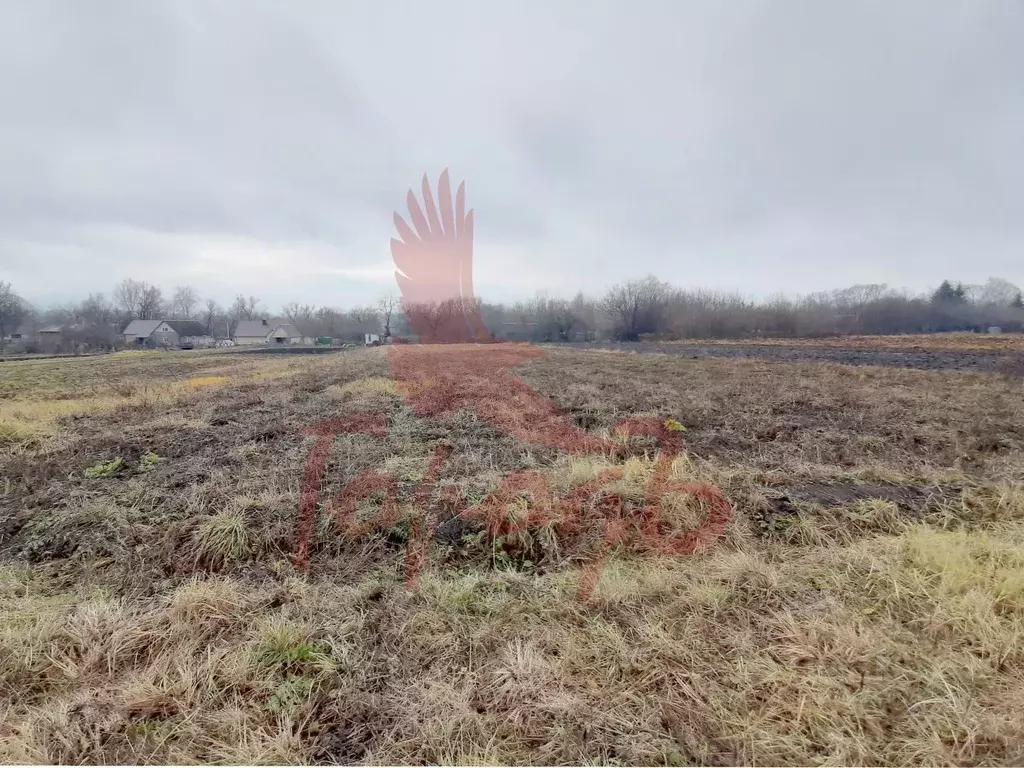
[1, 0, 1021, 311]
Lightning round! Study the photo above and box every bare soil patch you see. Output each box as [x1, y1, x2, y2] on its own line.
[563, 340, 1016, 372]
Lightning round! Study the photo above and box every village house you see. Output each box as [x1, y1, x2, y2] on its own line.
[6, 321, 34, 342]
[233, 318, 302, 345]
[123, 319, 209, 347]
[36, 326, 64, 353]
[2, 321, 35, 348]
[3, 321, 122, 354]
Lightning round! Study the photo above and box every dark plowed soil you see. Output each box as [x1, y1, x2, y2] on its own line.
[234, 345, 350, 356]
[558, 341, 1010, 372]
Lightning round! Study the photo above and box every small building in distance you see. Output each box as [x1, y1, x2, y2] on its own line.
[37, 326, 64, 353]
[233, 318, 303, 345]
[5, 321, 35, 343]
[123, 319, 208, 347]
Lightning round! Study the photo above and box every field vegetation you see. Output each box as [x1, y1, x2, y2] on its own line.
[1, 343, 1023, 764]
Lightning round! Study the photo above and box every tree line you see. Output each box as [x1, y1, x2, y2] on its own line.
[397, 276, 1024, 342]
[2, 275, 1022, 352]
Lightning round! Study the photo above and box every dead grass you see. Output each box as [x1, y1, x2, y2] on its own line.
[1, 344, 1024, 764]
[195, 511, 253, 566]
[0, 351, 313, 443]
[998, 352, 1024, 381]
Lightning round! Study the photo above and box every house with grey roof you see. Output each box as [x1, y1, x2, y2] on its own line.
[123, 319, 209, 347]
[233, 318, 302, 345]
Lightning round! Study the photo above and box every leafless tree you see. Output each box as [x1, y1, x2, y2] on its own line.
[402, 298, 477, 343]
[83, 293, 111, 324]
[377, 293, 399, 339]
[0, 281, 26, 348]
[170, 286, 200, 319]
[403, 301, 444, 342]
[113, 278, 144, 318]
[599, 276, 673, 341]
[113, 278, 163, 320]
[139, 284, 163, 320]
[570, 291, 597, 340]
[527, 295, 577, 341]
[312, 306, 343, 338]
[230, 294, 261, 321]
[347, 306, 382, 339]
[980, 277, 1022, 307]
[202, 299, 221, 336]
[282, 302, 316, 335]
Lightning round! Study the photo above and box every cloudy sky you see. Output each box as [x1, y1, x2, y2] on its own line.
[1, 0, 1022, 311]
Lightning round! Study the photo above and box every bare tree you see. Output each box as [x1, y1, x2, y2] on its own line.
[77, 293, 116, 326]
[0, 281, 26, 349]
[570, 291, 597, 341]
[377, 293, 399, 339]
[170, 286, 200, 319]
[282, 302, 316, 336]
[113, 278, 163, 319]
[202, 299, 221, 336]
[402, 298, 477, 343]
[980, 277, 1023, 307]
[313, 306, 344, 338]
[599, 276, 673, 341]
[403, 301, 445, 342]
[113, 278, 145, 318]
[529, 295, 577, 341]
[139, 284, 163, 320]
[347, 306, 382, 340]
[230, 294, 261, 321]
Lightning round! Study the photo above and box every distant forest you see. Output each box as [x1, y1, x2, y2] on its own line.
[2, 275, 1023, 349]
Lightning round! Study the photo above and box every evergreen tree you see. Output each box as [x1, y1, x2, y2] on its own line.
[932, 280, 957, 304]
[1012, 291, 1024, 309]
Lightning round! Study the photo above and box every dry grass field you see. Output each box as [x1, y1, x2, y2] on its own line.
[1, 343, 1023, 765]
[664, 333, 1024, 352]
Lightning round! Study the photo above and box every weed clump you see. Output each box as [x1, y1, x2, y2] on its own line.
[138, 451, 162, 470]
[195, 511, 252, 565]
[84, 457, 126, 478]
[254, 620, 326, 670]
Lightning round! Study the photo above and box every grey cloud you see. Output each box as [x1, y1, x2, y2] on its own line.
[1, 0, 1021, 308]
